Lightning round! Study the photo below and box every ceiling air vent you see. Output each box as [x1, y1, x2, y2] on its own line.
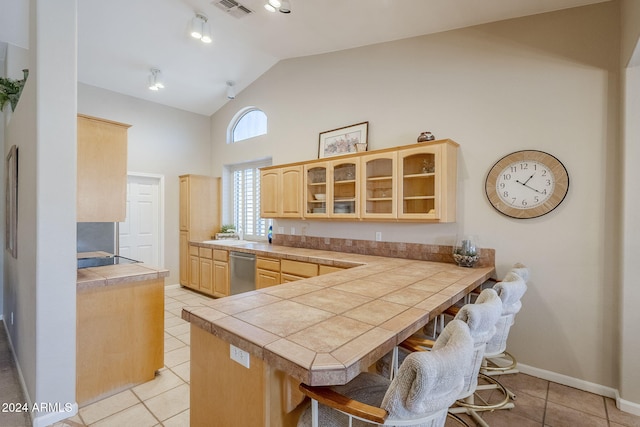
[213, 0, 254, 18]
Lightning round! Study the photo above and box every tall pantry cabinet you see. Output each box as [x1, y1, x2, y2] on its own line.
[179, 175, 221, 286]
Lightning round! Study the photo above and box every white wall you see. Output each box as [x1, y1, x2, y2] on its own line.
[210, 1, 630, 403]
[3, 1, 78, 426]
[620, 0, 640, 409]
[78, 84, 212, 285]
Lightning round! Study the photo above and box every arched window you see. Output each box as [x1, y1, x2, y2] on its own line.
[227, 107, 267, 143]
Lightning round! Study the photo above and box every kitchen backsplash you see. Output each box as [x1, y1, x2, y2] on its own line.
[273, 234, 495, 268]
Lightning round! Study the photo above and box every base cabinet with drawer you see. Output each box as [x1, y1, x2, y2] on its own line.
[186, 245, 229, 297]
[256, 257, 281, 289]
[280, 259, 319, 283]
[213, 249, 230, 298]
[198, 248, 214, 295]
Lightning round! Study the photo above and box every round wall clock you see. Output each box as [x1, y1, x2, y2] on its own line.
[485, 150, 569, 219]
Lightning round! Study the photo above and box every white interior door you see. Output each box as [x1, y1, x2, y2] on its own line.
[119, 174, 164, 267]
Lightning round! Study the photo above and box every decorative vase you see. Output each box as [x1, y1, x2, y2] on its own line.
[355, 142, 367, 152]
[453, 235, 480, 268]
[417, 131, 435, 142]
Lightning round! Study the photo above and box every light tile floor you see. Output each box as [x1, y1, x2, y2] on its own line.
[1, 286, 640, 426]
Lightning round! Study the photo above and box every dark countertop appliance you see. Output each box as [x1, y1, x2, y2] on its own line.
[77, 255, 140, 269]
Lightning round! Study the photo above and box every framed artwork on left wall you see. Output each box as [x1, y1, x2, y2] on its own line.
[5, 145, 17, 258]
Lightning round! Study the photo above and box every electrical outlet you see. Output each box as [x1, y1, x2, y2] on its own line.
[291, 227, 296, 235]
[375, 232, 382, 242]
[278, 227, 284, 234]
[230, 344, 250, 368]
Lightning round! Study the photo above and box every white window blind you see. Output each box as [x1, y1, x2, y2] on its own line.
[224, 158, 271, 241]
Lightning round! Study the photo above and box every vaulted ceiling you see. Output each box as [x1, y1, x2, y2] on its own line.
[1, 0, 610, 116]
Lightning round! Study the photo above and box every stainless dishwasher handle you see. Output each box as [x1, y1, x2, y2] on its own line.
[230, 251, 256, 260]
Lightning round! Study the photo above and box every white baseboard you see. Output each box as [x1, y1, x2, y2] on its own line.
[518, 363, 640, 416]
[165, 283, 181, 289]
[616, 391, 640, 417]
[518, 362, 617, 399]
[32, 403, 78, 427]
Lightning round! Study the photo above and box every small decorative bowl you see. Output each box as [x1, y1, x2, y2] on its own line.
[453, 253, 479, 268]
[315, 194, 326, 200]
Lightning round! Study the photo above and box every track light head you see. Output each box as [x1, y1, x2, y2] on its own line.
[226, 81, 236, 100]
[191, 13, 212, 43]
[264, 0, 291, 13]
[148, 68, 164, 91]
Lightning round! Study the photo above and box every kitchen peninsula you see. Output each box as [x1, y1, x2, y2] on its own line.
[182, 242, 495, 426]
[76, 259, 169, 406]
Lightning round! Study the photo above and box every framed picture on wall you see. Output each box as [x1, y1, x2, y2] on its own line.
[318, 122, 368, 158]
[5, 145, 18, 258]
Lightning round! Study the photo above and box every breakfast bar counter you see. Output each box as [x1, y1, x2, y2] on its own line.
[182, 244, 495, 426]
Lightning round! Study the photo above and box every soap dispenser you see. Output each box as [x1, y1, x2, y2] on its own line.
[268, 225, 273, 244]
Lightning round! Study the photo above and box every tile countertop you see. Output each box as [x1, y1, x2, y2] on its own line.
[76, 253, 170, 290]
[182, 242, 495, 387]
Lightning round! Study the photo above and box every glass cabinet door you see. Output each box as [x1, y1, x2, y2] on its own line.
[305, 164, 328, 217]
[398, 147, 439, 218]
[361, 154, 396, 219]
[331, 160, 358, 217]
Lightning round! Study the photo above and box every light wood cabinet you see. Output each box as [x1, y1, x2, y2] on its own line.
[304, 163, 329, 218]
[256, 257, 281, 289]
[179, 175, 220, 286]
[213, 250, 229, 298]
[199, 248, 214, 295]
[260, 165, 303, 218]
[330, 159, 359, 218]
[77, 114, 130, 222]
[77, 278, 164, 405]
[179, 231, 189, 285]
[187, 245, 227, 297]
[304, 159, 359, 218]
[188, 245, 200, 290]
[280, 259, 318, 282]
[361, 152, 397, 219]
[319, 265, 345, 275]
[262, 140, 458, 222]
[398, 142, 457, 221]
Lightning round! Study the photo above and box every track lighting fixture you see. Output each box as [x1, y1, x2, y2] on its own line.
[190, 13, 212, 43]
[226, 81, 236, 100]
[279, 0, 291, 13]
[148, 68, 164, 91]
[264, 0, 291, 13]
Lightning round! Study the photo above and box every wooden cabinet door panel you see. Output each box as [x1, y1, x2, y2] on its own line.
[213, 261, 230, 297]
[256, 269, 280, 289]
[77, 115, 130, 222]
[199, 258, 214, 295]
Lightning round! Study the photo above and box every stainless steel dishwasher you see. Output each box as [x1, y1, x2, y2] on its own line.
[229, 251, 256, 295]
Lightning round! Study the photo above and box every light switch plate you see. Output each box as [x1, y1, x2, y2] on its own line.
[230, 344, 250, 368]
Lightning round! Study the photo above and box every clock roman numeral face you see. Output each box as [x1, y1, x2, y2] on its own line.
[496, 161, 554, 208]
[485, 150, 569, 219]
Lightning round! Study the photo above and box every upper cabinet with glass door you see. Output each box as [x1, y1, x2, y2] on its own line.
[304, 163, 329, 218]
[261, 139, 459, 223]
[330, 159, 359, 218]
[398, 141, 458, 222]
[360, 152, 397, 219]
